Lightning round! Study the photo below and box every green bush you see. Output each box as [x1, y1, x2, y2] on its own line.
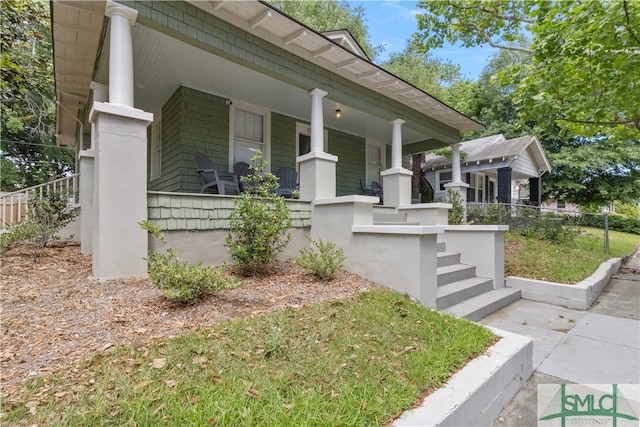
[0, 191, 78, 261]
[226, 152, 292, 275]
[446, 189, 465, 225]
[141, 221, 241, 303]
[295, 236, 346, 281]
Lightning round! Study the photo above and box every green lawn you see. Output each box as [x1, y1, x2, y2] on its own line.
[505, 227, 639, 283]
[1, 291, 496, 427]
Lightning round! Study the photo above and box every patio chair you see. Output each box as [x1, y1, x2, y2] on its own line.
[275, 167, 298, 197]
[360, 178, 379, 197]
[233, 161, 253, 193]
[194, 152, 240, 195]
[370, 181, 383, 204]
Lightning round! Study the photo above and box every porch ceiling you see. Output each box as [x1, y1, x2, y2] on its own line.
[52, 0, 483, 148]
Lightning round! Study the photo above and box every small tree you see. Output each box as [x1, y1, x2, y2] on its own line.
[226, 152, 292, 275]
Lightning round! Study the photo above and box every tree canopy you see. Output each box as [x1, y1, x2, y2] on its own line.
[414, 0, 640, 205]
[1, 0, 74, 191]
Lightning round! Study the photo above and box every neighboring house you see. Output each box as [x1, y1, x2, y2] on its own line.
[422, 134, 551, 206]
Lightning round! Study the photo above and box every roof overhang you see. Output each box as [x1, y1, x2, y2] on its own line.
[51, 0, 483, 148]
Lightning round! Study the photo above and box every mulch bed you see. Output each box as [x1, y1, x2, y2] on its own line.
[0, 242, 382, 397]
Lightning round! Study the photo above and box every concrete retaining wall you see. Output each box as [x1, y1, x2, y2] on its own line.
[394, 327, 533, 427]
[506, 257, 623, 310]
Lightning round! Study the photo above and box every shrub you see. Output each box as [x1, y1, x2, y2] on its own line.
[446, 189, 465, 225]
[141, 221, 241, 303]
[0, 191, 78, 261]
[295, 236, 346, 281]
[226, 152, 292, 275]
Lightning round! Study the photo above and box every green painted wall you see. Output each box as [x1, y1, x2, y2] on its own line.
[328, 129, 366, 196]
[148, 86, 230, 192]
[270, 113, 298, 171]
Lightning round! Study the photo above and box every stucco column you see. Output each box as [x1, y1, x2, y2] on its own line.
[90, 103, 153, 278]
[104, 1, 137, 107]
[80, 82, 108, 255]
[443, 142, 470, 221]
[381, 119, 412, 207]
[297, 88, 337, 201]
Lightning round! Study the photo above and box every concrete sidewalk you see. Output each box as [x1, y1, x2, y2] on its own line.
[483, 249, 640, 426]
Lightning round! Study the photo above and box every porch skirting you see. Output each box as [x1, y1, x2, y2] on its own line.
[146, 191, 311, 266]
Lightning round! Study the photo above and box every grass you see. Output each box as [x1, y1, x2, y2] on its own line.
[505, 227, 639, 283]
[1, 290, 497, 426]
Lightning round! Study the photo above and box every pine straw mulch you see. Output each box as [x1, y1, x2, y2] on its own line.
[0, 242, 383, 398]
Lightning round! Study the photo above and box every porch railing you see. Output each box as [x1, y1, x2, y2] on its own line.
[1, 174, 80, 228]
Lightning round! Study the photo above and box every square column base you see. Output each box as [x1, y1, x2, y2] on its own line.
[90, 102, 153, 279]
[381, 167, 412, 207]
[297, 151, 338, 201]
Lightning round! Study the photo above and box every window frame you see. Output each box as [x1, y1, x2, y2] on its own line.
[365, 140, 386, 185]
[228, 100, 271, 172]
[150, 111, 162, 181]
[437, 170, 452, 191]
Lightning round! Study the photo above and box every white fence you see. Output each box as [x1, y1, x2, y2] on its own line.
[0, 174, 80, 228]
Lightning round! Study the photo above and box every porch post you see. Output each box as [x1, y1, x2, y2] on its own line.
[443, 143, 469, 221]
[104, 1, 136, 106]
[381, 119, 412, 207]
[89, 1, 153, 279]
[497, 167, 512, 205]
[297, 88, 337, 201]
[529, 176, 541, 206]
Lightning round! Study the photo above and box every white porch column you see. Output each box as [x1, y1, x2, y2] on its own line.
[391, 118, 404, 169]
[104, 1, 137, 107]
[381, 118, 412, 207]
[309, 88, 327, 153]
[89, 1, 153, 279]
[443, 142, 469, 221]
[297, 88, 337, 201]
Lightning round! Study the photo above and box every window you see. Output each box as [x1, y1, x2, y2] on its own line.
[229, 102, 270, 169]
[366, 142, 383, 184]
[150, 113, 162, 181]
[438, 171, 452, 191]
[557, 199, 566, 210]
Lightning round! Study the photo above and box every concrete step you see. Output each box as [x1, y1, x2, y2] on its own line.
[437, 264, 476, 286]
[444, 288, 521, 321]
[436, 277, 494, 310]
[437, 251, 461, 267]
[437, 241, 446, 252]
[374, 221, 421, 226]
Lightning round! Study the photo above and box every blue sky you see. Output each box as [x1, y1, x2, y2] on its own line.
[352, 1, 496, 80]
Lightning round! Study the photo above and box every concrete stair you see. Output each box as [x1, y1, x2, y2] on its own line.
[436, 242, 520, 321]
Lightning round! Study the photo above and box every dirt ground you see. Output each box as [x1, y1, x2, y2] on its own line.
[0, 242, 382, 397]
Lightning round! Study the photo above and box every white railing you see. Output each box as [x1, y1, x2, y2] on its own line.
[1, 174, 80, 228]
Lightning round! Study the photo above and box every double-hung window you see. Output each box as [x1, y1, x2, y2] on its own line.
[438, 171, 452, 191]
[366, 142, 384, 185]
[230, 103, 270, 168]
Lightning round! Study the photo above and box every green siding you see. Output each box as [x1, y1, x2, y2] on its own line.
[270, 113, 298, 171]
[148, 192, 311, 231]
[328, 129, 366, 196]
[148, 87, 229, 193]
